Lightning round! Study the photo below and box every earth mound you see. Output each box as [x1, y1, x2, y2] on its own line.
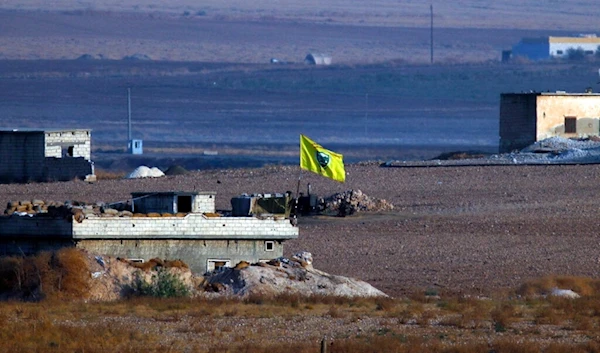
[122, 53, 151, 61]
[0, 249, 386, 301]
[322, 189, 394, 216]
[203, 252, 387, 298]
[164, 165, 189, 176]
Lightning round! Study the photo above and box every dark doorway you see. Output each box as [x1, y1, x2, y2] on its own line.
[177, 195, 192, 213]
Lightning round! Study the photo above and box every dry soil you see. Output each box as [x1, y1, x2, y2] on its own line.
[2, 162, 600, 298]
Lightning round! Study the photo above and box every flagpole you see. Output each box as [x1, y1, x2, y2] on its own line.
[292, 170, 302, 226]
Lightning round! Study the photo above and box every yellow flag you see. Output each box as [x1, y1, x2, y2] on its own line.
[300, 134, 345, 183]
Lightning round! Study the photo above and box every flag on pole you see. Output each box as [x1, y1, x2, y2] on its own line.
[300, 134, 345, 183]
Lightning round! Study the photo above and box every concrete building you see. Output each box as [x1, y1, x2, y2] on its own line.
[0, 191, 298, 274]
[499, 92, 600, 152]
[511, 35, 600, 61]
[305, 53, 332, 65]
[0, 129, 95, 183]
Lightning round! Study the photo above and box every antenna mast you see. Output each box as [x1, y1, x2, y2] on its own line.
[430, 4, 434, 64]
[127, 87, 132, 141]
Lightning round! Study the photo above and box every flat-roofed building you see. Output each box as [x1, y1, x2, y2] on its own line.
[0, 128, 94, 183]
[499, 92, 600, 152]
[511, 35, 600, 60]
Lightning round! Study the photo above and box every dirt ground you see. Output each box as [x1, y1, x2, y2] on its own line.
[3, 162, 600, 298]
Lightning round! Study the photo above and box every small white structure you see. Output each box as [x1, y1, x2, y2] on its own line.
[128, 139, 143, 154]
[305, 53, 332, 65]
[511, 34, 600, 61]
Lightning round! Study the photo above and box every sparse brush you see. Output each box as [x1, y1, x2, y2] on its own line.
[518, 276, 600, 297]
[94, 169, 126, 180]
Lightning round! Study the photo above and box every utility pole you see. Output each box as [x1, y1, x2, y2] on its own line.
[364, 92, 369, 138]
[430, 4, 434, 64]
[127, 87, 132, 142]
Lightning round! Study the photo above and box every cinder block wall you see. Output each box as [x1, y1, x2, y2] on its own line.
[499, 94, 538, 153]
[0, 216, 73, 237]
[44, 131, 91, 160]
[194, 194, 215, 213]
[72, 214, 299, 239]
[44, 157, 94, 181]
[78, 239, 283, 274]
[0, 132, 46, 182]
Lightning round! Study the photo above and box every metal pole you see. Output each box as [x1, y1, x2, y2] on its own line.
[127, 87, 132, 141]
[430, 4, 434, 64]
[364, 93, 369, 137]
[320, 337, 327, 353]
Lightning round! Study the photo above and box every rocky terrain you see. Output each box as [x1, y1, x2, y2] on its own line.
[3, 161, 600, 297]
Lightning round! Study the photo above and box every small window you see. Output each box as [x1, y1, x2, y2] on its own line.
[128, 258, 144, 263]
[556, 50, 563, 55]
[565, 117, 577, 133]
[207, 259, 231, 272]
[265, 241, 275, 252]
[135, 141, 140, 148]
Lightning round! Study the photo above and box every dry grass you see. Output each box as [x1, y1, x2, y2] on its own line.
[94, 168, 126, 180]
[2, 253, 600, 352]
[0, 288, 600, 352]
[0, 248, 90, 301]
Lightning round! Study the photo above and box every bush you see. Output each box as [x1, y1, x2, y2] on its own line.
[132, 268, 190, 298]
[0, 248, 90, 301]
[567, 47, 585, 61]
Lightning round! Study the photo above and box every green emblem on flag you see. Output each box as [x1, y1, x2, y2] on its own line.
[316, 151, 330, 168]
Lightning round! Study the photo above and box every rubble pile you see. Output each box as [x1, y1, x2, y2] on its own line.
[202, 251, 387, 298]
[322, 189, 393, 217]
[84, 251, 387, 300]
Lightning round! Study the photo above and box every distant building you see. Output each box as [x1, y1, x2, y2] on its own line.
[511, 34, 600, 61]
[499, 92, 600, 152]
[305, 53, 332, 65]
[0, 129, 95, 183]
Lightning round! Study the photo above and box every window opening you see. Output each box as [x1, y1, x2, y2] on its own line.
[265, 241, 275, 252]
[565, 117, 577, 133]
[207, 259, 231, 272]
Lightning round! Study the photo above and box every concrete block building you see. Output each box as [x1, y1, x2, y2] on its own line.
[0, 129, 94, 183]
[499, 92, 600, 152]
[511, 35, 600, 61]
[0, 191, 299, 274]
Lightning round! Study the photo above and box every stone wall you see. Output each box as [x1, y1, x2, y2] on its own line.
[72, 214, 298, 239]
[536, 95, 600, 140]
[0, 213, 297, 273]
[0, 130, 93, 183]
[499, 93, 538, 153]
[44, 130, 91, 160]
[78, 239, 283, 274]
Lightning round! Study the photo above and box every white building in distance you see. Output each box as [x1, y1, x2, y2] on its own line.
[511, 34, 600, 61]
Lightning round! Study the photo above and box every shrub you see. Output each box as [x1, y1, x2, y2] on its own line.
[132, 268, 190, 298]
[0, 248, 89, 300]
[567, 47, 585, 61]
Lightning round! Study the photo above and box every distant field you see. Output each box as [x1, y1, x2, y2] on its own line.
[1, 59, 599, 168]
[0, 10, 572, 63]
[2, 0, 600, 30]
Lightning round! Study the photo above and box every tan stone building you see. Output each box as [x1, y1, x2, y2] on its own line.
[499, 92, 600, 152]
